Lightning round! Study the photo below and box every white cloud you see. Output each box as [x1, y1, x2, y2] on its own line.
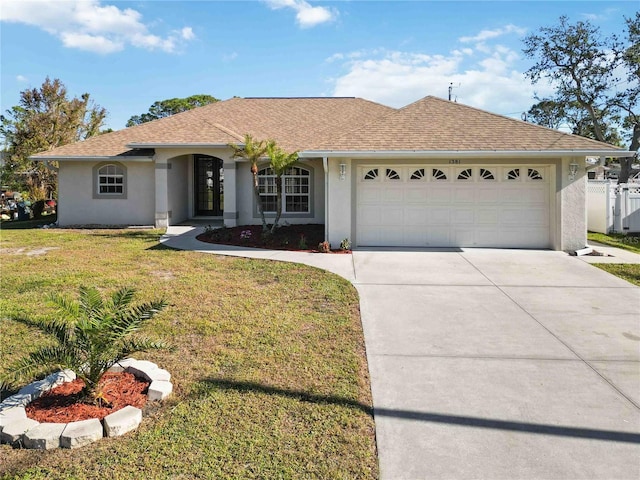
[327, 23, 551, 116]
[16, 75, 29, 83]
[61, 31, 123, 53]
[459, 24, 527, 44]
[180, 27, 195, 41]
[0, 0, 194, 54]
[580, 8, 618, 22]
[329, 41, 555, 118]
[264, 0, 336, 28]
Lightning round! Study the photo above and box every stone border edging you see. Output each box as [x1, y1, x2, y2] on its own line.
[0, 358, 172, 449]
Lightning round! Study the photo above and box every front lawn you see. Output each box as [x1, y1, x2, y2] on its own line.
[0, 228, 377, 479]
[588, 232, 640, 254]
[591, 263, 640, 286]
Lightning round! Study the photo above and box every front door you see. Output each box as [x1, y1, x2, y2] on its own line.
[194, 155, 223, 216]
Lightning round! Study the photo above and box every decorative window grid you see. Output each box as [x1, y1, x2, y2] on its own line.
[480, 168, 495, 180]
[506, 168, 520, 180]
[432, 168, 448, 180]
[364, 168, 379, 180]
[457, 168, 473, 180]
[386, 169, 400, 180]
[410, 168, 425, 180]
[528, 168, 543, 180]
[97, 164, 124, 194]
[258, 166, 310, 213]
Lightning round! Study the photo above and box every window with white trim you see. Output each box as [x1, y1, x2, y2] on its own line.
[258, 166, 310, 213]
[95, 163, 126, 197]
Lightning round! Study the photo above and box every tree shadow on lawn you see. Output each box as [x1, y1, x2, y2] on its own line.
[0, 215, 57, 230]
[200, 377, 640, 444]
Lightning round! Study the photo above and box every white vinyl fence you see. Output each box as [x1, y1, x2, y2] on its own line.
[587, 181, 640, 233]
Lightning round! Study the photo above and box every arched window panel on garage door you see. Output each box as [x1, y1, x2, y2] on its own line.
[456, 168, 473, 180]
[505, 168, 521, 181]
[480, 168, 495, 180]
[410, 168, 426, 180]
[432, 168, 448, 181]
[527, 168, 544, 181]
[386, 168, 401, 180]
[364, 168, 379, 180]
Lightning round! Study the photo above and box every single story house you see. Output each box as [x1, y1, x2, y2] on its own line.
[33, 95, 634, 251]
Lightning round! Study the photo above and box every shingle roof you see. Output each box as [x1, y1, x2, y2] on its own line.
[311, 96, 624, 152]
[33, 95, 624, 159]
[33, 97, 395, 158]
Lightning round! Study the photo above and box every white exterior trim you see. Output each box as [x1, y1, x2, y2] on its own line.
[31, 156, 153, 162]
[299, 150, 635, 159]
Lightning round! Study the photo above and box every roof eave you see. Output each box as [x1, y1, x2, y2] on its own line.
[298, 149, 636, 159]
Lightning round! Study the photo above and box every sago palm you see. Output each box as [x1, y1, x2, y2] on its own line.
[0, 286, 169, 402]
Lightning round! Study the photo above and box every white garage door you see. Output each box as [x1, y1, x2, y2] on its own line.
[356, 165, 551, 248]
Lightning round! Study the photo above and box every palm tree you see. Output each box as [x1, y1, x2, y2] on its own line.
[266, 143, 298, 234]
[0, 286, 169, 402]
[229, 134, 270, 232]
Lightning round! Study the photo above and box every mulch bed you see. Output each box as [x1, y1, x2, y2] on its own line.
[25, 372, 149, 423]
[197, 223, 351, 253]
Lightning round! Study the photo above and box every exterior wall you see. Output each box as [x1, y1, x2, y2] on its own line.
[167, 155, 189, 225]
[326, 156, 587, 251]
[58, 161, 155, 226]
[556, 157, 587, 251]
[326, 157, 352, 246]
[236, 158, 325, 226]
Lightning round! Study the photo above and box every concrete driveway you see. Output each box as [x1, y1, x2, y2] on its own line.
[353, 248, 640, 480]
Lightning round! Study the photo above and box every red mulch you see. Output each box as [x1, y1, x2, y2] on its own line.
[196, 223, 351, 253]
[25, 372, 149, 423]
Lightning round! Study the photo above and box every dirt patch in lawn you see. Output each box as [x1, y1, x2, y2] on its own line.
[197, 224, 351, 253]
[26, 372, 149, 423]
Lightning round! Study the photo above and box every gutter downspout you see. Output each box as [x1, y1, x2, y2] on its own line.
[323, 157, 329, 242]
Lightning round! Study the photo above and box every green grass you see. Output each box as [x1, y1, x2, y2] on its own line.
[0, 228, 377, 479]
[588, 231, 640, 254]
[591, 263, 640, 286]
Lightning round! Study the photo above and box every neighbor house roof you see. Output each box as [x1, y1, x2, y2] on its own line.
[32, 97, 395, 158]
[305, 96, 628, 155]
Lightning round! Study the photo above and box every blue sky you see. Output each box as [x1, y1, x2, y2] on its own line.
[1, 0, 636, 130]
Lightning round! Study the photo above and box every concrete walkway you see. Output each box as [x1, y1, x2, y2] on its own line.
[162, 227, 640, 480]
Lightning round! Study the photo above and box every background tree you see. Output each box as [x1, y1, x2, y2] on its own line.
[0, 77, 107, 199]
[523, 15, 638, 182]
[266, 143, 298, 234]
[528, 98, 623, 145]
[526, 99, 567, 130]
[615, 14, 640, 164]
[229, 134, 270, 231]
[126, 94, 219, 126]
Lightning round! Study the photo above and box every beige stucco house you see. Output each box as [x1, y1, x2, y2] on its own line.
[33, 95, 633, 251]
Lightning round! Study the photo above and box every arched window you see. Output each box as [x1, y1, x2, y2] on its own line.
[94, 163, 126, 198]
[457, 168, 473, 180]
[364, 168, 379, 180]
[410, 168, 425, 180]
[258, 165, 311, 213]
[432, 168, 447, 180]
[386, 169, 400, 180]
